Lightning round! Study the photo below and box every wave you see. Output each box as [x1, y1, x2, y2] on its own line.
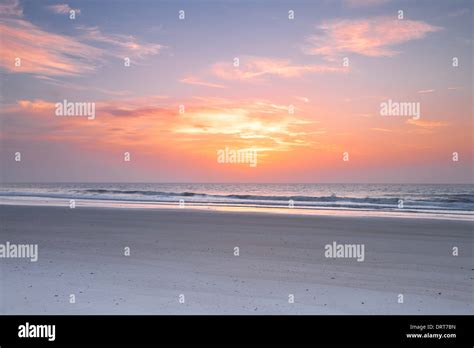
[81, 189, 474, 204]
[83, 189, 207, 197]
[83, 189, 398, 203]
[1, 187, 473, 213]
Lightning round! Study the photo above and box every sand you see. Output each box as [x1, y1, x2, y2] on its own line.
[0, 204, 472, 314]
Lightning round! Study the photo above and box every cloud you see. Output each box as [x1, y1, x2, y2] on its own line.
[447, 8, 470, 18]
[417, 89, 434, 94]
[370, 127, 393, 132]
[179, 76, 226, 89]
[0, 0, 22, 17]
[2, 97, 317, 154]
[294, 96, 310, 103]
[173, 99, 315, 150]
[212, 56, 346, 80]
[407, 119, 448, 129]
[0, 2, 163, 77]
[34, 75, 132, 97]
[48, 4, 80, 15]
[0, 18, 103, 76]
[304, 17, 442, 59]
[0, 97, 175, 149]
[343, 0, 389, 8]
[77, 26, 163, 60]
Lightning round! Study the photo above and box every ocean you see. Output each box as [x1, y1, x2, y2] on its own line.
[1, 183, 473, 219]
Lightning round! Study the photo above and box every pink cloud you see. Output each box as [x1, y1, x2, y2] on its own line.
[179, 76, 226, 89]
[0, 2, 163, 77]
[212, 56, 346, 80]
[48, 4, 81, 15]
[417, 89, 435, 94]
[305, 17, 442, 59]
[407, 119, 448, 129]
[0, 18, 103, 76]
[343, 0, 390, 8]
[2, 97, 317, 153]
[0, 0, 22, 17]
[77, 26, 163, 60]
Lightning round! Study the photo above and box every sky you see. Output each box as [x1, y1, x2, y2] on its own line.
[0, 0, 472, 183]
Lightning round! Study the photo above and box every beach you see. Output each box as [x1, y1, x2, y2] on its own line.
[0, 204, 472, 314]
